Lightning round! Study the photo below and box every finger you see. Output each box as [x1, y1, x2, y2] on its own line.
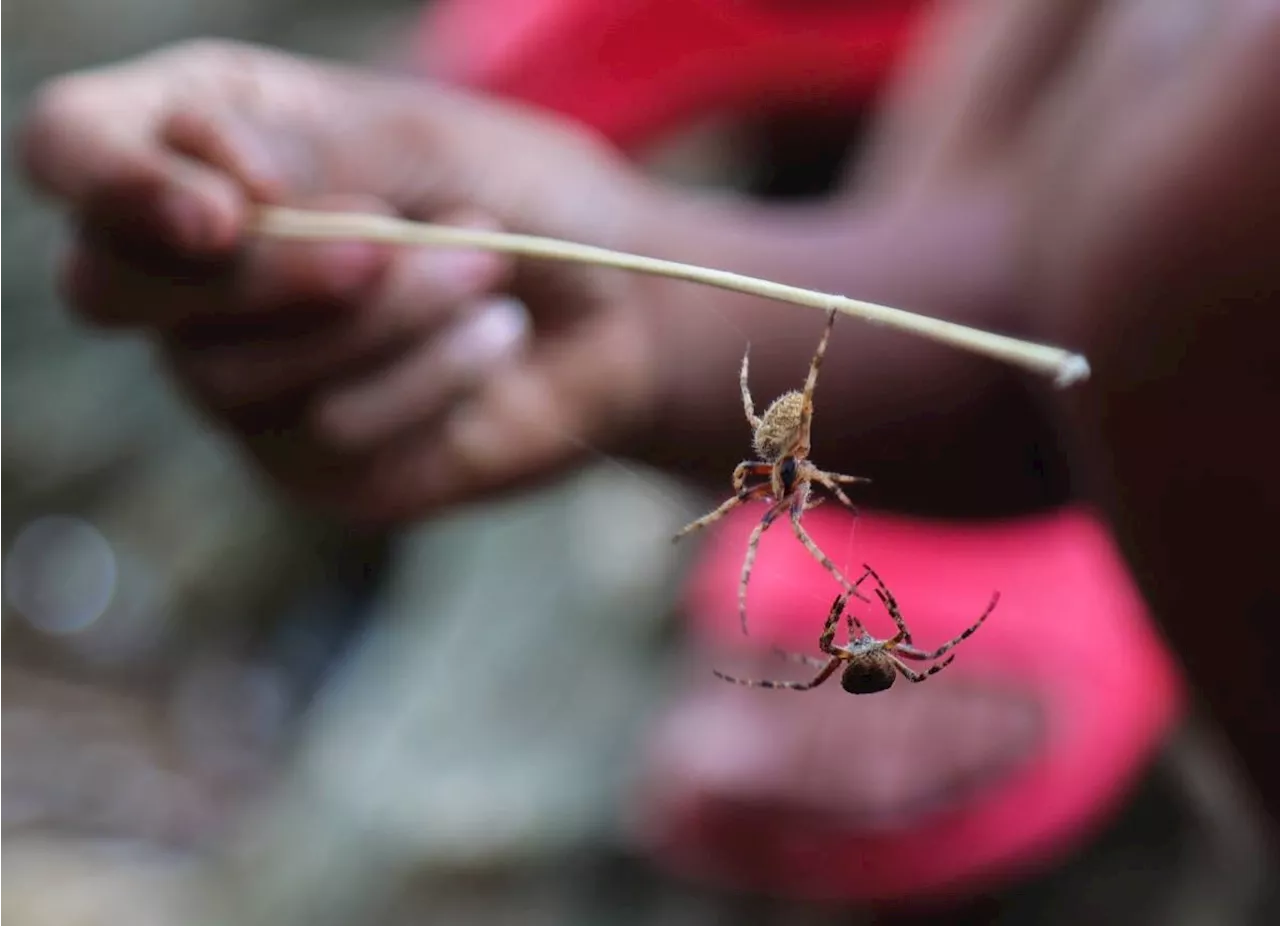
[75, 197, 505, 333]
[21, 73, 246, 255]
[313, 295, 531, 450]
[168, 268, 514, 413]
[229, 192, 401, 318]
[61, 232, 387, 331]
[339, 364, 583, 523]
[166, 314, 414, 413]
[161, 106, 297, 203]
[331, 209, 513, 346]
[342, 312, 650, 521]
[242, 315, 636, 525]
[62, 193, 397, 329]
[166, 212, 512, 407]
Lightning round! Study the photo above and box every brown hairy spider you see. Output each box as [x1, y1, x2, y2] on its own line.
[673, 308, 872, 635]
[713, 565, 1000, 695]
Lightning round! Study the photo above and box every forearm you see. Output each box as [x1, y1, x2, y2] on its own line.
[622, 184, 1068, 516]
[1044, 217, 1280, 824]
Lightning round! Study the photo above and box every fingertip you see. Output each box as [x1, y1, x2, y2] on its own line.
[162, 171, 246, 255]
[73, 153, 249, 261]
[18, 74, 95, 198]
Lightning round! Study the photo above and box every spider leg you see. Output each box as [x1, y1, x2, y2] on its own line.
[673, 483, 772, 543]
[796, 307, 839, 452]
[788, 499, 872, 603]
[873, 591, 912, 645]
[739, 498, 789, 635]
[809, 468, 870, 511]
[859, 564, 911, 643]
[816, 593, 849, 653]
[842, 568, 875, 636]
[860, 563, 891, 596]
[770, 650, 829, 669]
[740, 347, 762, 430]
[673, 495, 745, 542]
[890, 653, 956, 683]
[894, 591, 1001, 661]
[713, 657, 843, 691]
[732, 460, 774, 494]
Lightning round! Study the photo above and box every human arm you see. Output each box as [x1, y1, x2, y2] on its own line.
[18, 36, 1060, 525]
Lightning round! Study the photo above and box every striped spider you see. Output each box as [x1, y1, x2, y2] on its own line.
[713, 566, 1000, 694]
[673, 308, 871, 636]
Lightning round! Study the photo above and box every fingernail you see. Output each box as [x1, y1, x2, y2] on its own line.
[442, 297, 530, 368]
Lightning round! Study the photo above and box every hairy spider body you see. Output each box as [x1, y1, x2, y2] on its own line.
[753, 390, 805, 462]
[712, 566, 1000, 695]
[673, 309, 872, 636]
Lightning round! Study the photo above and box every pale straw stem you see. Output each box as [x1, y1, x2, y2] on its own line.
[251, 205, 1090, 388]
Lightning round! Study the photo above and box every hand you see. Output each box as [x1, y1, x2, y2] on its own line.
[20, 40, 664, 523]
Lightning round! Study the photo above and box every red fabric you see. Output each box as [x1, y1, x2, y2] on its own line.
[415, 0, 931, 152]
[651, 505, 1185, 900]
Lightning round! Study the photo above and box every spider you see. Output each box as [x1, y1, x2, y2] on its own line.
[712, 565, 1000, 694]
[672, 307, 872, 635]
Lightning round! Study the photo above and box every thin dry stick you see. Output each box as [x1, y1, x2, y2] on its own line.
[251, 205, 1090, 388]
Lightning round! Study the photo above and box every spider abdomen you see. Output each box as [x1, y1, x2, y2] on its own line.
[839, 656, 898, 694]
[754, 391, 805, 461]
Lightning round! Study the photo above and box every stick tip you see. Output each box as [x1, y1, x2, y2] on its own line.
[1054, 354, 1091, 388]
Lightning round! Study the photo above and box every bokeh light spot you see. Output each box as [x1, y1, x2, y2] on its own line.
[4, 515, 118, 635]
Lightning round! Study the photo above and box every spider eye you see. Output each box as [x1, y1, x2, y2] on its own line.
[779, 457, 798, 495]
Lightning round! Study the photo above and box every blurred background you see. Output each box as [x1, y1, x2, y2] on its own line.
[3, 1, 1279, 924]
